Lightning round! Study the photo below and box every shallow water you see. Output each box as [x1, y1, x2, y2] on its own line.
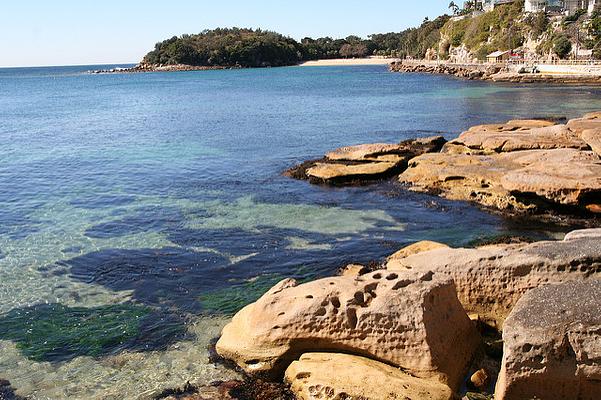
[1, 64, 600, 399]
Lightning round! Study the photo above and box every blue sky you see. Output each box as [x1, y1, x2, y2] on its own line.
[0, 1, 448, 67]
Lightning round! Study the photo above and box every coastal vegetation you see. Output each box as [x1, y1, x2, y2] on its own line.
[140, 20, 452, 68]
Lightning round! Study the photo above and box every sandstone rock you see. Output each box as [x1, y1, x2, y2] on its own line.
[325, 143, 409, 162]
[286, 137, 446, 186]
[216, 270, 479, 389]
[567, 117, 601, 136]
[506, 119, 556, 129]
[582, 128, 601, 157]
[564, 228, 601, 241]
[386, 240, 449, 270]
[306, 161, 399, 184]
[400, 148, 601, 213]
[583, 110, 601, 119]
[339, 264, 368, 277]
[452, 124, 587, 153]
[285, 353, 454, 400]
[495, 281, 601, 400]
[386, 230, 601, 326]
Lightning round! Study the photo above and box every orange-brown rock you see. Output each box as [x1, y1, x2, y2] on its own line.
[451, 124, 587, 153]
[400, 148, 601, 213]
[582, 128, 601, 157]
[386, 230, 601, 326]
[216, 270, 479, 390]
[386, 240, 449, 270]
[306, 161, 400, 183]
[285, 136, 446, 185]
[495, 281, 601, 400]
[285, 353, 454, 400]
[566, 117, 601, 136]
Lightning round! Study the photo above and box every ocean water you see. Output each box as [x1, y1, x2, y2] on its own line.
[1, 64, 601, 399]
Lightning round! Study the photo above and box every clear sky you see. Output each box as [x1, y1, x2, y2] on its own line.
[0, 1, 448, 67]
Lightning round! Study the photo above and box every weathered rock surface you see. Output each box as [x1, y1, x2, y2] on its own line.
[400, 148, 601, 214]
[285, 136, 446, 185]
[386, 230, 601, 326]
[284, 353, 454, 400]
[306, 161, 399, 183]
[451, 124, 588, 153]
[386, 240, 449, 270]
[216, 270, 479, 389]
[564, 228, 601, 241]
[582, 128, 601, 157]
[495, 281, 601, 400]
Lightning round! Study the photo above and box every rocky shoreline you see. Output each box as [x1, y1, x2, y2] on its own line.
[390, 61, 601, 84]
[286, 113, 601, 225]
[89, 64, 234, 74]
[195, 111, 601, 400]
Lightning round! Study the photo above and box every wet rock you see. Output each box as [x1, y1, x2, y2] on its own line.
[495, 281, 601, 400]
[285, 136, 446, 185]
[284, 353, 453, 400]
[386, 230, 601, 326]
[216, 270, 479, 390]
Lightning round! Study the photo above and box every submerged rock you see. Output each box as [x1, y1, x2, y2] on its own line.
[495, 281, 601, 400]
[216, 270, 479, 390]
[386, 229, 601, 326]
[285, 353, 453, 400]
[285, 136, 446, 185]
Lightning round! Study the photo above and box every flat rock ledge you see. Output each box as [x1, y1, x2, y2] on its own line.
[285, 353, 454, 400]
[284, 136, 446, 185]
[495, 281, 601, 400]
[215, 269, 479, 391]
[390, 61, 601, 85]
[386, 229, 601, 327]
[399, 113, 601, 218]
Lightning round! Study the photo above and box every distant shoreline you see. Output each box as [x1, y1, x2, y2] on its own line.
[299, 57, 399, 67]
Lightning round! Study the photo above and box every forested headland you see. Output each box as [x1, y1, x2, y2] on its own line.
[140, 20, 449, 68]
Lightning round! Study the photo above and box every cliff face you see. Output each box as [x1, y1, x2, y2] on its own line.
[434, 2, 596, 61]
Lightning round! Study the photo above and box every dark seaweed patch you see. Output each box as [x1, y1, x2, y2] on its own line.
[59, 247, 233, 312]
[0, 303, 186, 363]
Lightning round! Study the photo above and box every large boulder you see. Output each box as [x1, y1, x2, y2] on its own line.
[285, 353, 454, 400]
[386, 230, 601, 326]
[399, 148, 601, 214]
[216, 270, 479, 390]
[495, 281, 601, 400]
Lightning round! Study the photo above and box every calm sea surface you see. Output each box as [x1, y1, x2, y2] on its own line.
[1, 64, 601, 399]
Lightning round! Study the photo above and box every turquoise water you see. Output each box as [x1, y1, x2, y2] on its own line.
[1, 64, 601, 399]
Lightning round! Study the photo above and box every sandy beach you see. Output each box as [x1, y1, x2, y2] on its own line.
[299, 57, 398, 66]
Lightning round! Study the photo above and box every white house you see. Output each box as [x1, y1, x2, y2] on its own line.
[525, 0, 599, 14]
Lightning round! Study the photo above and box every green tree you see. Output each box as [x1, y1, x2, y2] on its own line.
[553, 34, 572, 59]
